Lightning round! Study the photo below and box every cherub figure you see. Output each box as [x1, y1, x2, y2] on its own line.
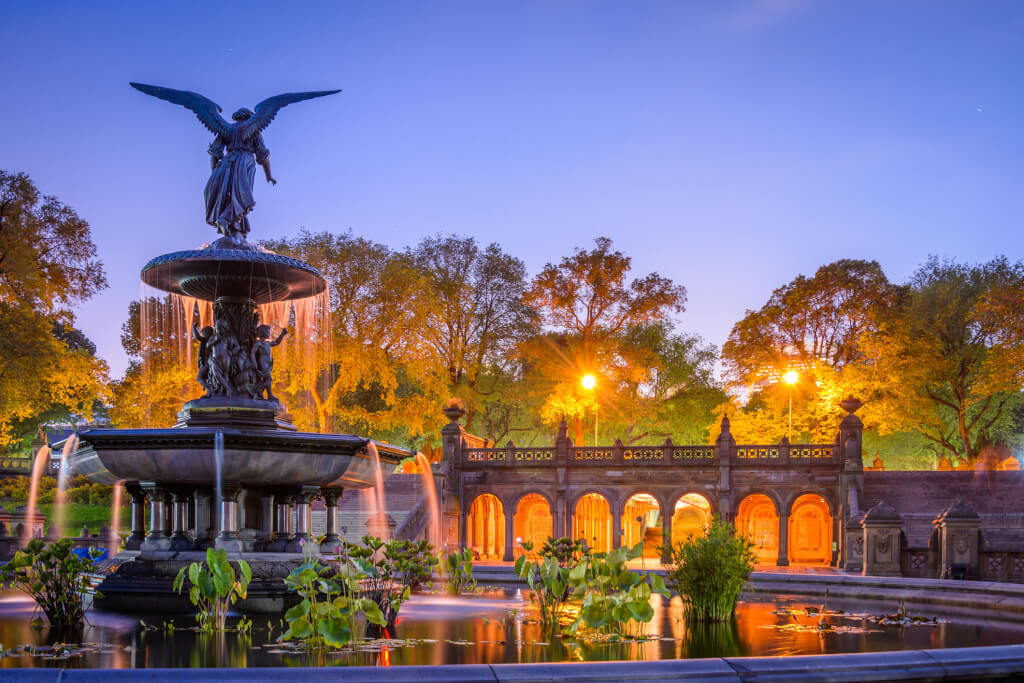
[192, 324, 216, 397]
[207, 320, 240, 396]
[251, 324, 287, 401]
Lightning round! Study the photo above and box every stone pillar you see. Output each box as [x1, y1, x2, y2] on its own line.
[140, 485, 171, 552]
[503, 505, 514, 562]
[838, 397, 865, 570]
[612, 505, 623, 549]
[265, 494, 292, 552]
[843, 513, 864, 572]
[169, 488, 193, 551]
[861, 501, 902, 577]
[193, 490, 214, 550]
[258, 491, 275, 546]
[661, 509, 673, 564]
[215, 486, 243, 552]
[776, 513, 790, 567]
[715, 417, 735, 523]
[125, 484, 146, 551]
[321, 488, 343, 553]
[934, 498, 981, 579]
[553, 491, 566, 539]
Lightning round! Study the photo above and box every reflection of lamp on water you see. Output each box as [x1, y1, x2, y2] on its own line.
[581, 373, 597, 446]
[783, 370, 798, 442]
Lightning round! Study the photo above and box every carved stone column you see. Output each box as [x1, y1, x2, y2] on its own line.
[861, 501, 903, 577]
[265, 493, 292, 552]
[169, 488, 193, 551]
[215, 486, 243, 552]
[661, 510, 673, 564]
[503, 504, 514, 562]
[140, 484, 171, 552]
[776, 513, 790, 567]
[321, 488, 343, 553]
[612, 504, 623, 549]
[287, 486, 319, 553]
[125, 483, 147, 551]
[934, 498, 981, 579]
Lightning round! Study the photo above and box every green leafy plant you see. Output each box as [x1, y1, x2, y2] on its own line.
[0, 538, 100, 638]
[172, 548, 252, 632]
[344, 536, 438, 635]
[280, 558, 385, 648]
[663, 516, 756, 622]
[441, 546, 476, 595]
[513, 540, 578, 631]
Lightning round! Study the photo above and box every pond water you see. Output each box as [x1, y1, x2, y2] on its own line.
[2, 589, 1023, 669]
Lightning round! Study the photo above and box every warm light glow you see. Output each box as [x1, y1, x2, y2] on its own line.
[783, 370, 799, 385]
[581, 373, 597, 390]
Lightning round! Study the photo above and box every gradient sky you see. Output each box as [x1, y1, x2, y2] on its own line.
[3, 1, 1022, 377]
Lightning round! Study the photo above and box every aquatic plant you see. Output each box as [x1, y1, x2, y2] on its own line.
[663, 516, 756, 622]
[441, 546, 476, 595]
[513, 540, 578, 631]
[280, 558, 385, 648]
[0, 538, 100, 638]
[172, 548, 252, 632]
[344, 536, 438, 635]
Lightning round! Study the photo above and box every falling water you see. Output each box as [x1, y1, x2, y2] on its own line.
[109, 482, 124, 556]
[52, 434, 79, 539]
[22, 444, 50, 546]
[367, 442, 389, 540]
[414, 452, 441, 547]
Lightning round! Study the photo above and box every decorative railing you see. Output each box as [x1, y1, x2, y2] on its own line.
[461, 440, 836, 466]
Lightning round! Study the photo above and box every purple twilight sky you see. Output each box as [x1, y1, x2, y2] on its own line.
[2, 1, 1023, 377]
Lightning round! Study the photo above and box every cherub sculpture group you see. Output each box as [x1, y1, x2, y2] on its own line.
[194, 321, 287, 401]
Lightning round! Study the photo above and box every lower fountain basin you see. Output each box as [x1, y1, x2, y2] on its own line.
[66, 427, 408, 489]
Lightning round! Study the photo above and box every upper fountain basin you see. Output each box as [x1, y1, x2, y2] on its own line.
[62, 428, 408, 488]
[141, 247, 326, 303]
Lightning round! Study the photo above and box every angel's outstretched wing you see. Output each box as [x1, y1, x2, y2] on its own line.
[243, 90, 341, 141]
[130, 82, 231, 138]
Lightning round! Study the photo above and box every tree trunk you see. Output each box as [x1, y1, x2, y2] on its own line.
[574, 417, 584, 447]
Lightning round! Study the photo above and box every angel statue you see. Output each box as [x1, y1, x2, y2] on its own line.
[130, 82, 340, 246]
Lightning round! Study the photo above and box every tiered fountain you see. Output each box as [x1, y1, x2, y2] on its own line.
[55, 82, 409, 611]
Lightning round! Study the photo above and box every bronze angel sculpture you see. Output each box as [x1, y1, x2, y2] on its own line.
[130, 82, 340, 246]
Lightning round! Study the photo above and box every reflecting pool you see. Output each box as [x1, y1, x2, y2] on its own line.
[2, 589, 1023, 669]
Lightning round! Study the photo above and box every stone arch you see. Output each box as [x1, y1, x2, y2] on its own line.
[571, 491, 613, 553]
[787, 493, 833, 565]
[781, 489, 835, 518]
[513, 492, 553, 558]
[735, 493, 780, 564]
[621, 491, 663, 559]
[465, 493, 504, 560]
[671, 492, 713, 544]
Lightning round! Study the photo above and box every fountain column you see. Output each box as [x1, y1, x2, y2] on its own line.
[286, 486, 319, 553]
[170, 488, 193, 551]
[125, 483, 146, 550]
[321, 487, 343, 553]
[215, 486, 243, 552]
[140, 484, 172, 552]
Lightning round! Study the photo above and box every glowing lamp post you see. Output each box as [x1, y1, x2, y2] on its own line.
[581, 373, 597, 446]
[783, 370, 798, 442]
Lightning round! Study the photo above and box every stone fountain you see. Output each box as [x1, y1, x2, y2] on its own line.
[55, 82, 409, 611]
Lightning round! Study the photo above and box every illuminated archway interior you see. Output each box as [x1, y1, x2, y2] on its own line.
[623, 493, 662, 558]
[466, 493, 504, 560]
[572, 493, 612, 553]
[513, 493, 552, 558]
[788, 494, 833, 565]
[672, 493, 712, 543]
[736, 494, 778, 564]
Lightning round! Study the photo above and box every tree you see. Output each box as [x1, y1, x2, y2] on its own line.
[525, 237, 687, 444]
[0, 171, 108, 447]
[407, 235, 537, 434]
[263, 231, 446, 441]
[721, 260, 904, 442]
[858, 257, 1024, 465]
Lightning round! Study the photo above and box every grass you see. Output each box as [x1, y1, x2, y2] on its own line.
[2, 498, 128, 538]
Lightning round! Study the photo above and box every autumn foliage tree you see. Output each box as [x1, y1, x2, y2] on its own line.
[0, 171, 108, 447]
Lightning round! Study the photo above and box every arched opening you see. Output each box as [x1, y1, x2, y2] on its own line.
[466, 493, 504, 560]
[623, 493, 662, 559]
[788, 494, 833, 565]
[672, 493, 712, 544]
[572, 493, 612, 553]
[736, 494, 778, 564]
[513, 493, 552, 558]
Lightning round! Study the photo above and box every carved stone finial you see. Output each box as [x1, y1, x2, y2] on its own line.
[840, 396, 863, 415]
[442, 398, 465, 423]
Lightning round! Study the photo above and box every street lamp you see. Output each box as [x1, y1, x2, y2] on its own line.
[581, 374, 597, 446]
[783, 370, 798, 441]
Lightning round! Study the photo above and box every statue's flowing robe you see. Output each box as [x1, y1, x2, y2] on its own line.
[204, 126, 269, 238]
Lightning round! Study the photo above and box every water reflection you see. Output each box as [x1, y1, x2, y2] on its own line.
[2, 589, 1024, 669]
